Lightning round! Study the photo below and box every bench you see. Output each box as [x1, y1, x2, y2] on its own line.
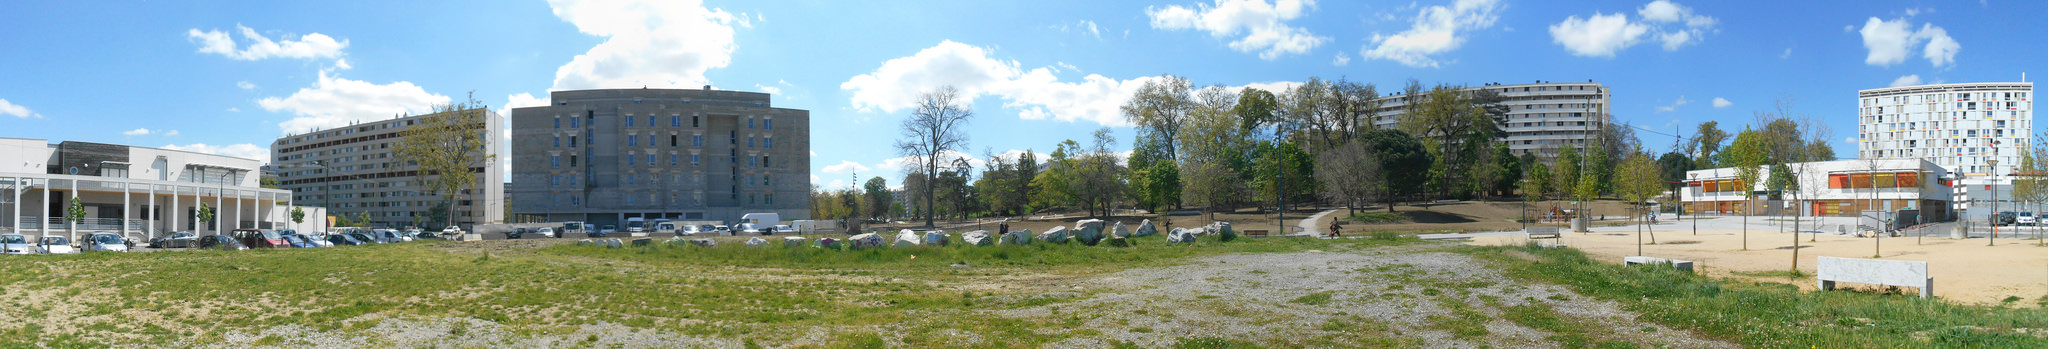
[1525, 226, 1561, 240]
[1818, 256, 1933, 298]
[1243, 229, 1270, 237]
[1623, 256, 1695, 272]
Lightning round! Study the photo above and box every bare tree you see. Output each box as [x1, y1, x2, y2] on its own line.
[395, 91, 492, 230]
[1314, 140, 1381, 216]
[896, 86, 973, 227]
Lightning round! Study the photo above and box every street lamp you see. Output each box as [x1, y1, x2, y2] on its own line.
[1989, 159, 1999, 246]
[1689, 173, 1699, 236]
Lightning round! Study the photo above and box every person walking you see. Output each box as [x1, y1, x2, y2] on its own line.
[1328, 221, 1342, 238]
[997, 219, 1009, 236]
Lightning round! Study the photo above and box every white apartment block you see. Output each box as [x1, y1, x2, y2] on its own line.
[1857, 82, 2033, 175]
[0, 138, 298, 239]
[269, 109, 506, 230]
[1366, 81, 1610, 162]
[1681, 159, 1952, 221]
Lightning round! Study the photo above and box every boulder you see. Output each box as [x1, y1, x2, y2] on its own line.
[631, 238, 653, 247]
[1000, 229, 1033, 245]
[782, 236, 808, 247]
[1134, 219, 1158, 237]
[1075, 219, 1106, 246]
[605, 238, 624, 248]
[815, 237, 842, 249]
[1103, 236, 1133, 247]
[576, 239, 594, 246]
[849, 233, 883, 249]
[1166, 228, 1196, 244]
[962, 230, 993, 246]
[746, 237, 768, 247]
[688, 238, 717, 247]
[1111, 222, 1132, 239]
[893, 229, 923, 248]
[923, 231, 950, 246]
[1038, 226, 1072, 244]
[1212, 222, 1237, 242]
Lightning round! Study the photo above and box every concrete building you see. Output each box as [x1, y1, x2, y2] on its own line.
[268, 108, 506, 230]
[0, 138, 299, 239]
[1365, 81, 1610, 161]
[1680, 159, 1952, 221]
[508, 87, 811, 227]
[1856, 81, 2033, 220]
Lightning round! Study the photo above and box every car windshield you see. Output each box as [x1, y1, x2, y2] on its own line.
[282, 235, 305, 243]
[93, 234, 122, 244]
[565, 222, 583, 229]
[1, 235, 23, 244]
[262, 231, 282, 240]
[43, 237, 69, 245]
[173, 232, 194, 239]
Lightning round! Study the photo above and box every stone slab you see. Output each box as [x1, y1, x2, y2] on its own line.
[1817, 256, 1933, 298]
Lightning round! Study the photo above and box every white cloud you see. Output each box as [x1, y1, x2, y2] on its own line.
[1360, 0, 1501, 68]
[1780, 48, 1792, 59]
[165, 130, 180, 136]
[1890, 74, 1924, 87]
[0, 98, 39, 118]
[545, 0, 743, 90]
[821, 160, 871, 174]
[185, 25, 348, 61]
[260, 70, 450, 134]
[841, 40, 1170, 126]
[1147, 0, 1328, 60]
[1549, 0, 1715, 58]
[162, 143, 270, 164]
[1056, 20, 1104, 40]
[226, 107, 240, 112]
[1858, 16, 1959, 68]
[333, 58, 352, 70]
[1331, 51, 1351, 66]
[827, 179, 849, 189]
[503, 93, 548, 113]
[1655, 95, 1690, 112]
[1711, 97, 1731, 108]
[1055, 62, 1081, 73]
[236, 81, 256, 90]
[754, 84, 782, 96]
[123, 128, 152, 136]
[877, 150, 983, 173]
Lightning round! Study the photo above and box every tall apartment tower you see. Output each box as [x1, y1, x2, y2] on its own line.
[1365, 81, 1610, 163]
[269, 108, 506, 230]
[508, 88, 811, 227]
[1857, 82, 2034, 175]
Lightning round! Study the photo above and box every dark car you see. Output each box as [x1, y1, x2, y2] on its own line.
[198, 235, 247, 250]
[1996, 211, 2019, 226]
[280, 234, 318, 248]
[327, 234, 367, 246]
[348, 232, 385, 244]
[506, 228, 528, 239]
[232, 229, 290, 248]
[418, 231, 441, 240]
[150, 232, 199, 248]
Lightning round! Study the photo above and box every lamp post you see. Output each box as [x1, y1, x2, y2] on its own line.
[1690, 173, 1699, 236]
[1990, 159, 1999, 246]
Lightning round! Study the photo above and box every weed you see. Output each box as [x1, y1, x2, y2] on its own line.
[1290, 292, 1334, 306]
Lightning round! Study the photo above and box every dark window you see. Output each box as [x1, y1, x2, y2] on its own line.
[692, 116, 699, 127]
[670, 135, 678, 147]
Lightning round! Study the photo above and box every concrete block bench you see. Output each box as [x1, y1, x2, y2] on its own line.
[1525, 226, 1561, 240]
[1818, 256, 1933, 298]
[1243, 229, 1269, 237]
[1623, 256, 1694, 272]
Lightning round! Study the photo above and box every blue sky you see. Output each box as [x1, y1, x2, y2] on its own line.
[0, 0, 2040, 190]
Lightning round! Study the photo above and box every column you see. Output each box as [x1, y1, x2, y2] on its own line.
[232, 190, 240, 230]
[171, 186, 179, 234]
[147, 185, 156, 239]
[122, 183, 131, 237]
[39, 180, 48, 237]
[214, 187, 221, 233]
[68, 179, 77, 241]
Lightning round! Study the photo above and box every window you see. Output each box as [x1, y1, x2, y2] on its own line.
[748, 118, 755, 129]
[628, 136, 638, 146]
[692, 116, 700, 127]
[648, 134, 656, 146]
[554, 118, 561, 128]
[763, 156, 771, 167]
[551, 156, 561, 168]
[629, 155, 637, 166]
[691, 154, 700, 165]
[693, 135, 703, 146]
[550, 176, 560, 187]
[647, 115, 654, 127]
[553, 136, 560, 148]
[571, 118, 580, 128]
[748, 137, 755, 148]
[764, 119, 772, 130]
[670, 154, 678, 165]
[586, 129, 593, 144]
[626, 116, 634, 127]
[646, 154, 655, 166]
[569, 136, 577, 147]
[671, 115, 681, 127]
[627, 174, 635, 185]
[749, 156, 758, 167]
[570, 155, 578, 167]
[764, 137, 773, 149]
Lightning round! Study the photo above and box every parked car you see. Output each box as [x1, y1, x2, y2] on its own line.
[0, 234, 34, 254]
[298, 233, 334, 247]
[1996, 211, 2019, 226]
[403, 229, 424, 240]
[198, 235, 247, 250]
[600, 225, 619, 234]
[714, 225, 732, 235]
[506, 228, 528, 239]
[534, 227, 557, 238]
[376, 230, 407, 243]
[38, 236, 76, 254]
[232, 229, 290, 249]
[281, 234, 319, 248]
[327, 234, 366, 246]
[2019, 212, 2038, 226]
[586, 229, 607, 238]
[83, 233, 128, 252]
[150, 232, 199, 248]
[348, 232, 385, 244]
[679, 225, 705, 236]
[775, 224, 795, 234]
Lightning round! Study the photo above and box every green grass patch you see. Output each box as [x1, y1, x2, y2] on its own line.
[1349, 212, 1404, 224]
[1732, 269, 1811, 279]
[1290, 291, 1334, 306]
[1426, 295, 1491, 339]
[1502, 303, 1592, 347]
[1463, 244, 2048, 348]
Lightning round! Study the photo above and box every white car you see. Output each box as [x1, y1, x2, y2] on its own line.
[83, 233, 128, 252]
[2019, 212, 2039, 226]
[38, 236, 76, 254]
[534, 227, 557, 238]
[678, 225, 704, 236]
[0, 234, 34, 255]
[441, 226, 464, 239]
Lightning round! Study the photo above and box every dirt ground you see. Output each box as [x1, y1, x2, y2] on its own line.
[1304, 200, 1645, 237]
[866, 207, 1328, 237]
[1465, 219, 2048, 306]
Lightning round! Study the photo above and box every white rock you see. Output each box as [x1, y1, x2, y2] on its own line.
[1167, 228, 1195, 243]
[605, 239, 623, 248]
[1039, 226, 1072, 244]
[1000, 229, 1034, 245]
[783, 236, 808, 247]
[848, 233, 882, 249]
[894, 229, 923, 248]
[1134, 219, 1159, 237]
[923, 231, 950, 246]
[746, 237, 768, 247]
[688, 238, 717, 247]
[1075, 219, 1106, 246]
[962, 231, 993, 246]
[1112, 222, 1132, 239]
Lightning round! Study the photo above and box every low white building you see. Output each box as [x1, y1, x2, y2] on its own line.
[1681, 159, 1953, 221]
[0, 138, 307, 240]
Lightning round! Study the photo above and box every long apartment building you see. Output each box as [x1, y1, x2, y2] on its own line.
[1364, 81, 1610, 162]
[508, 87, 811, 228]
[0, 138, 295, 238]
[269, 108, 506, 230]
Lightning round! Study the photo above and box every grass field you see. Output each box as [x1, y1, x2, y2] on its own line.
[0, 234, 1392, 347]
[1462, 243, 2048, 348]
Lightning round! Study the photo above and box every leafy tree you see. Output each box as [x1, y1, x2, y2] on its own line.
[1522, 160, 1553, 211]
[260, 176, 280, 189]
[1120, 75, 1194, 162]
[394, 92, 492, 230]
[863, 177, 892, 220]
[1554, 146, 1582, 203]
[1179, 87, 1249, 219]
[1070, 128, 1127, 217]
[291, 206, 306, 225]
[1032, 140, 1080, 211]
[1359, 129, 1431, 212]
[896, 86, 974, 227]
[198, 203, 216, 234]
[1617, 152, 1664, 247]
[1726, 128, 1770, 250]
[1400, 84, 1504, 199]
[1656, 152, 1695, 186]
[1479, 142, 1521, 198]
[1128, 133, 1179, 211]
[1693, 121, 1729, 168]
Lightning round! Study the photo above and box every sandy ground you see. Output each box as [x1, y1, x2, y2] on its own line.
[1465, 215, 2048, 305]
[868, 208, 1326, 237]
